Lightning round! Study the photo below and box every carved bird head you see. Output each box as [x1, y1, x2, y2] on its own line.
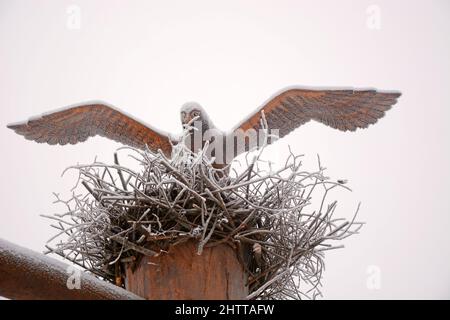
[180, 102, 214, 130]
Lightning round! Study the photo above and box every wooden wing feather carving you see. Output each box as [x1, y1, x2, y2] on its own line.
[232, 88, 401, 153]
[7, 103, 173, 156]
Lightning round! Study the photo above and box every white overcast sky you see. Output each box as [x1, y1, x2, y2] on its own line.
[0, 0, 449, 299]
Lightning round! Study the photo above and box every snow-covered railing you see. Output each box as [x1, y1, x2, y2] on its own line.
[0, 238, 142, 300]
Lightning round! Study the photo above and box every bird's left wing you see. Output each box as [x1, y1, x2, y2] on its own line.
[230, 87, 401, 154]
[7, 102, 173, 156]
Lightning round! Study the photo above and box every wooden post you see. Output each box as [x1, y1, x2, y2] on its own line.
[124, 240, 248, 300]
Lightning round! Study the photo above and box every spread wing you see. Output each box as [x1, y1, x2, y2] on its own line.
[231, 87, 401, 153]
[7, 102, 173, 156]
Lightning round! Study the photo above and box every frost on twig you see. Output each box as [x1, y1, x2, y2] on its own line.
[44, 123, 363, 300]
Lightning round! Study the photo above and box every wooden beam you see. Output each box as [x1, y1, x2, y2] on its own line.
[0, 238, 142, 300]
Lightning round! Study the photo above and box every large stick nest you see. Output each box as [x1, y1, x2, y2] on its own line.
[45, 136, 362, 300]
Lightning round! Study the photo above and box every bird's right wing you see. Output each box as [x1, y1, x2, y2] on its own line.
[7, 102, 173, 156]
[230, 87, 401, 156]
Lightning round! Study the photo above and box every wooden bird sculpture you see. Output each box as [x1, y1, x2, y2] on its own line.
[7, 87, 401, 164]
